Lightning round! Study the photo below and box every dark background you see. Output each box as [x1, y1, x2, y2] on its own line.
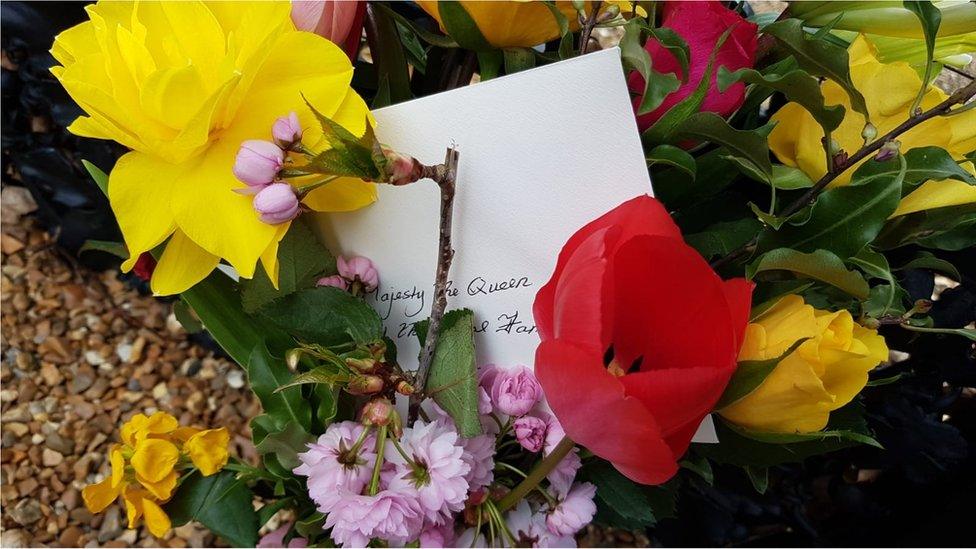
[3, 2, 974, 546]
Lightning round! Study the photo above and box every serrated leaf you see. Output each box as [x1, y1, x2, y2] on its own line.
[646, 144, 696, 178]
[748, 248, 870, 299]
[757, 156, 906, 259]
[417, 309, 482, 437]
[716, 337, 809, 409]
[763, 18, 870, 126]
[259, 287, 383, 347]
[275, 366, 351, 392]
[581, 460, 656, 530]
[241, 218, 336, 313]
[672, 112, 773, 184]
[247, 343, 311, 431]
[164, 471, 258, 548]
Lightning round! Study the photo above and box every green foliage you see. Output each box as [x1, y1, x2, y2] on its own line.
[302, 97, 384, 180]
[78, 239, 128, 259]
[876, 203, 976, 250]
[686, 218, 762, 260]
[82, 160, 109, 195]
[165, 471, 258, 547]
[673, 113, 773, 184]
[620, 19, 681, 115]
[646, 144, 696, 179]
[903, 1, 941, 113]
[254, 421, 314, 471]
[901, 146, 976, 187]
[276, 367, 352, 392]
[259, 287, 383, 347]
[716, 337, 809, 409]
[241, 218, 337, 313]
[437, 0, 493, 51]
[580, 460, 658, 530]
[416, 309, 482, 437]
[247, 343, 311, 431]
[748, 248, 870, 299]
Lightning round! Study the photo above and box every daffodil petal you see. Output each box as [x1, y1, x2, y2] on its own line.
[109, 152, 179, 272]
[892, 179, 976, 217]
[151, 230, 220, 295]
[260, 223, 289, 291]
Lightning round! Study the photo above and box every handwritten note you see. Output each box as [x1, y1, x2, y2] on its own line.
[316, 48, 718, 442]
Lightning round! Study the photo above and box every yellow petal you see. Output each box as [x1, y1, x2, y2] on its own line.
[122, 487, 143, 529]
[151, 230, 220, 295]
[137, 470, 179, 501]
[819, 323, 888, 408]
[185, 428, 230, 476]
[170, 426, 202, 442]
[109, 152, 179, 272]
[259, 224, 290, 291]
[110, 447, 126, 488]
[416, 1, 582, 48]
[83, 477, 121, 514]
[130, 439, 179, 483]
[893, 178, 976, 218]
[141, 497, 172, 538]
[51, 20, 98, 65]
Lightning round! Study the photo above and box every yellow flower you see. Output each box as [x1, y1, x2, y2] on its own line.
[416, 1, 583, 48]
[51, 1, 375, 295]
[791, 1, 976, 40]
[82, 412, 230, 538]
[718, 295, 889, 433]
[769, 35, 976, 217]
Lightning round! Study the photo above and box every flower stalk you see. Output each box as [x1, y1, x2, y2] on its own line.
[496, 436, 575, 512]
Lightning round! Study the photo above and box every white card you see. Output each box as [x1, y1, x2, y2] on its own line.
[317, 48, 717, 442]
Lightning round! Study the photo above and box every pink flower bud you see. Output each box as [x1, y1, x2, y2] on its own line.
[382, 147, 422, 186]
[489, 365, 542, 417]
[253, 183, 300, 225]
[361, 398, 399, 429]
[337, 255, 379, 292]
[347, 374, 384, 395]
[233, 140, 284, 186]
[316, 275, 349, 291]
[513, 415, 548, 453]
[272, 112, 303, 150]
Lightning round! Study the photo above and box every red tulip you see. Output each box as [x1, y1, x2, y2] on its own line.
[291, 1, 366, 60]
[533, 196, 752, 485]
[628, 1, 758, 131]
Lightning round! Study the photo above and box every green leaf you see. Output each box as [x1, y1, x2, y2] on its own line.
[312, 384, 339, 430]
[276, 366, 351, 392]
[165, 471, 258, 548]
[901, 146, 976, 188]
[771, 164, 815, 190]
[679, 454, 714, 485]
[620, 19, 681, 115]
[763, 19, 870, 126]
[749, 201, 809, 230]
[685, 217, 762, 260]
[249, 415, 294, 479]
[896, 251, 960, 280]
[503, 47, 536, 74]
[540, 2, 573, 60]
[260, 287, 383, 347]
[294, 512, 326, 539]
[757, 156, 906, 259]
[581, 460, 656, 530]
[372, 2, 458, 48]
[848, 248, 900, 316]
[173, 300, 203, 334]
[716, 337, 809, 409]
[902, 324, 976, 341]
[672, 112, 773, 184]
[241, 218, 336, 313]
[417, 309, 482, 437]
[876, 203, 976, 250]
[82, 160, 109, 195]
[180, 271, 288, 367]
[364, 3, 412, 106]
[748, 248, 870, 299]
[256, 498, 293, 529]
[744, 466, 769, 494]
[247, 343, 311, 431]
[646, 144, 696, 179]
[437, 0, 494, 51]
[644, 26, 691, 84]
[78, 239, 128, 259]
[718, 65, 845, 136]
[903, 1, 941, 114]
[254, 421, 313, 471]
[302, 97, 379, 179]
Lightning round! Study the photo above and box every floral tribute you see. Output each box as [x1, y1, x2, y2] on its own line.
[52, 0, 974, 547]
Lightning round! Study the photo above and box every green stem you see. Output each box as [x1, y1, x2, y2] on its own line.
[368, 426, 387, 496]
[296, 175, 338, 196]
[390, 436, 418, 469]
[348, 425, 372, 456]
[496, 436, 575, 512]
[485, 500, 516, 546]
[495, 461, 528, 478]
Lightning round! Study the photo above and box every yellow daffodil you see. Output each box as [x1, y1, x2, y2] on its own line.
[416, 0, 583, 48]
[51, 1, 375, 295]
[790, 1, 976, 39]
[769, 36, 976, 218]
[719, 295, 889, 433]
[82, 412, 230, 538]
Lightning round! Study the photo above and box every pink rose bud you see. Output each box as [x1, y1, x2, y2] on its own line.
[316, 275, 349, 291]
[253, 183, 300, 224]
[513, 415, 548, 453]
[272, 112, 303, 150]
[233, 140, 284, 186]
[337, 255, 379, 292]
[490, 365, 542, 417]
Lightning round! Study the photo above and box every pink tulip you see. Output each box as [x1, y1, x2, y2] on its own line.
[291, 1, 366, 60]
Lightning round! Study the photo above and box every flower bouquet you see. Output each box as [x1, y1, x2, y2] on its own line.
[47, 0, 975, 547]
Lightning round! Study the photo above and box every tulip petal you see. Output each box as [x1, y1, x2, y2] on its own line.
[151, 230, 221, 295]
[545, 228, 614, 348]
[722, 277, 755, 349]
[536, 339, 678, 485]
[620, 367, 731, 438]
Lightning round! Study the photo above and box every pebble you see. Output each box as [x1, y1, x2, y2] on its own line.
[227, 369, 246, 389]
[9, 499, 42, 526]
[42, 448, 64, 467]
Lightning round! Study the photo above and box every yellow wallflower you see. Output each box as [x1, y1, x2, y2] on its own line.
[51, 1, 375, 295]
[769, 35, 976, 218]
[82, 412, 230, 538]
[718, 295, 889, 433]
[416, 1, 583, 48]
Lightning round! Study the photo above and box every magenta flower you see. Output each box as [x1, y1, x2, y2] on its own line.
[317, 274, 349, 291]
[514, 415, 548, 453]
[385, 419, 471, 524]
[489, 365, 542, 417]
[293, 421, 375, 513]
[544, 415, 582, 494]
[337, 255, 379, 291]
[505, 500, 576, 548]
[419, 521, 455, 548]
[324, 488, 424, 547]
[257, 524, 307, 548]
[545, 482, 597, 536]
[272, 111, 303, 150]
[254, 183, 301, 224]
[233, 139, 284, 187]
[459, 432, 495, 490]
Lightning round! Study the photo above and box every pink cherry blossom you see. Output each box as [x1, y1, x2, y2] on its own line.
[514, 415, 548, 453]
[293, 421, 375, 513]
[489, 365, 542, 417]
[325, 488, 424, 547]
[257, 524, 307, 548]
[545, 482, 597, 536]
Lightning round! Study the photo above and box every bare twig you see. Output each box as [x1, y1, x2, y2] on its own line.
[578, 1, 603, 55]
[408, 146, 460, 422]
[710, 79, 976, 269]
